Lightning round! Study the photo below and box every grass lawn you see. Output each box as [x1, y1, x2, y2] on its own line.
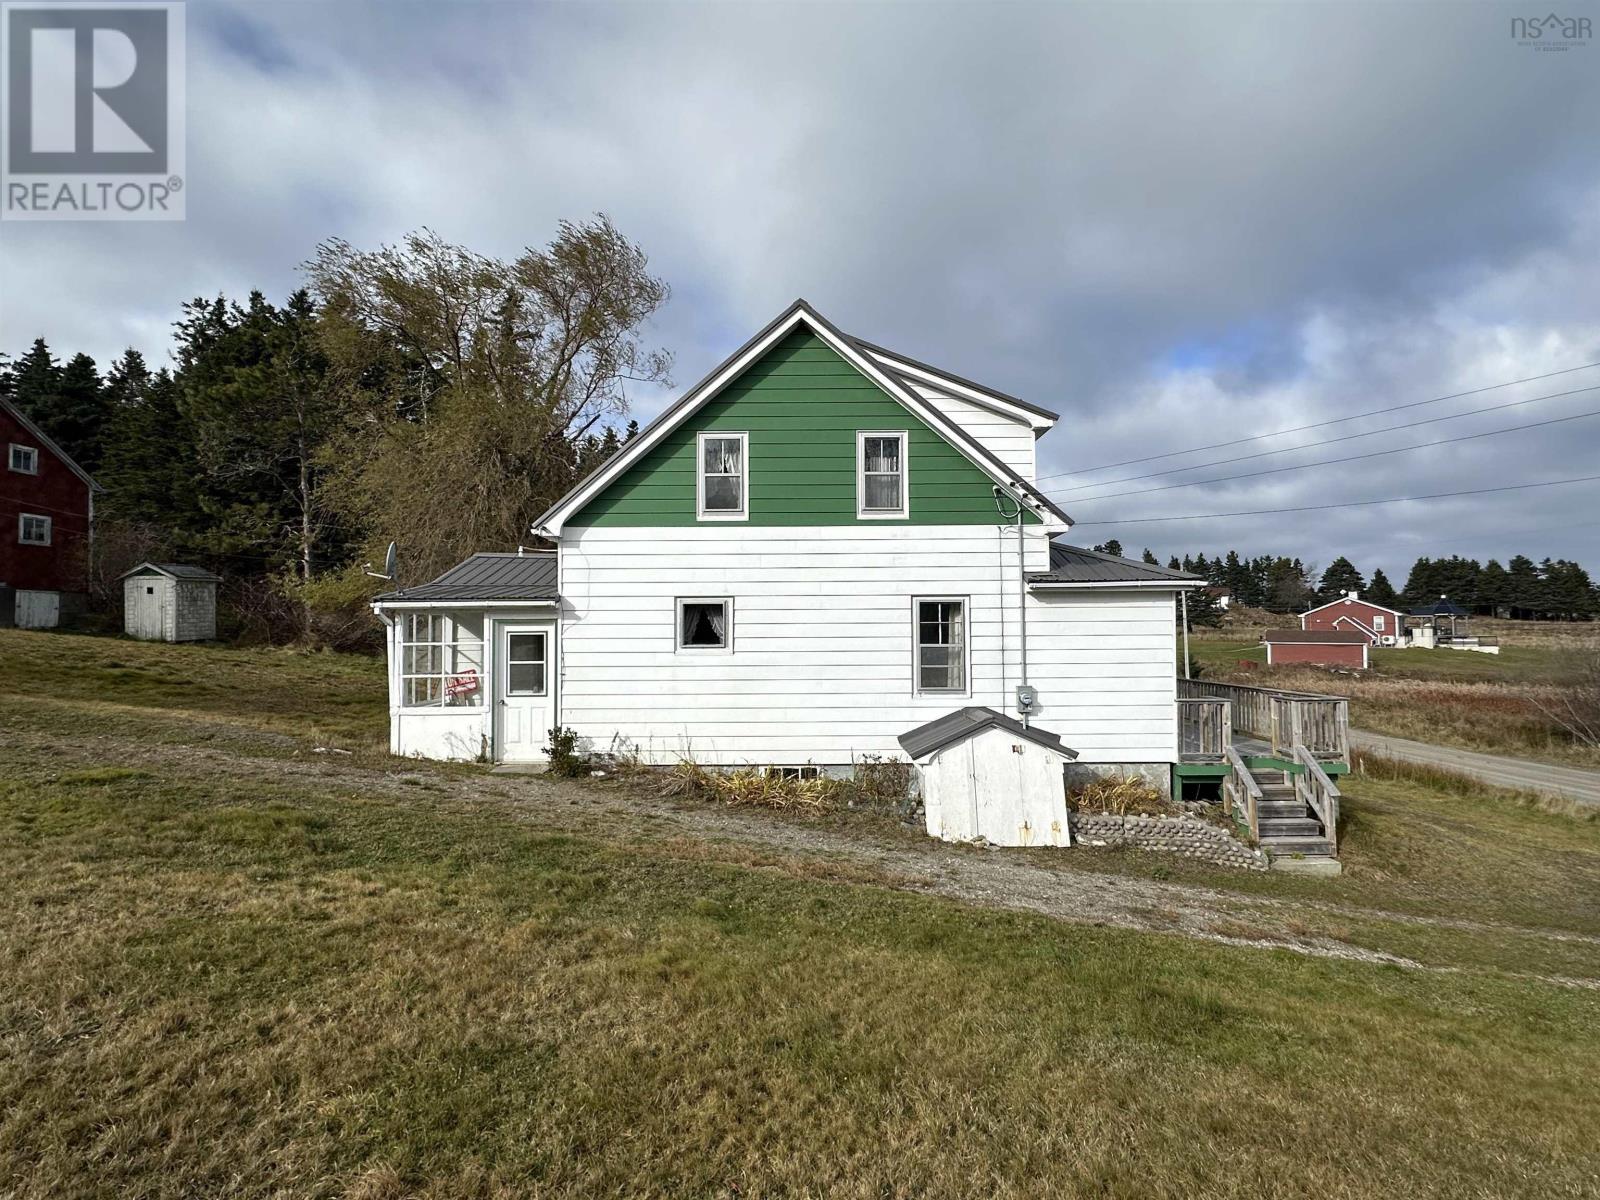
[4, 630, 1600, 1198]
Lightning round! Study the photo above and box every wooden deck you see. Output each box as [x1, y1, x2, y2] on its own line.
[1176, 678, 1349, 871]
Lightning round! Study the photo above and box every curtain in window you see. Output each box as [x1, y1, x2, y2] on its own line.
[706, 603, 726, 642]
[863, 436, 903, 510]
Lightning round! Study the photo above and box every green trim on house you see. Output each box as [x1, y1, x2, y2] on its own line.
[1172, 762, 1232, 778]
[571, 330, 1041, 528]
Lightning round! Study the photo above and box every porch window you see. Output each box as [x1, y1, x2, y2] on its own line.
[18, 513, 51, 546]
[8, 444, 38, 475]
[697, 432, 747, 519]
[915, 598, 967, 692]
[678, 597, 732, 651]
[400, 612, 484, 707]
[858, 431, 907, 517]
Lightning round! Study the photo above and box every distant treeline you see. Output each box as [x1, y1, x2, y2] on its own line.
[1092, 539, 1599, 622]
[0, 218, 667, 643]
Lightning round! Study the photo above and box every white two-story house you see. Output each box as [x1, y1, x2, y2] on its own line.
[373, 299, 1199, 788]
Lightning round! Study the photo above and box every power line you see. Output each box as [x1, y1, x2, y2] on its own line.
[1064, 406, 1600, 505]
[1045, 382, 1600, 495]
[1065, 472, 1600, 528]
[1041, 360, 1600, 480]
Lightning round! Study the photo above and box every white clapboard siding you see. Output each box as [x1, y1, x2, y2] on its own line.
[904, 382, 1038, 480]
[558, 524, 1177, 766]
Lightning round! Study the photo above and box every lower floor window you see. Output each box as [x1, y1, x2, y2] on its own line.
[401, 612, 484, 707]
[765, 765, 821, 781]
[18, 513, 51, 545]
[916, 598, 966, 691]
[678, 597, 731, 650]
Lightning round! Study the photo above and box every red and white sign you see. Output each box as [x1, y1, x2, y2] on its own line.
[446, 669, 479, 697]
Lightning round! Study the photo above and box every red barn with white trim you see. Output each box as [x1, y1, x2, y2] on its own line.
[1300, 591, 1403, 646]
[1, 398, 98, 628]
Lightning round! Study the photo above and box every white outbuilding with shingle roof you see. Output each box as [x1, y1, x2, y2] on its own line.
[121, 563, 221, 642]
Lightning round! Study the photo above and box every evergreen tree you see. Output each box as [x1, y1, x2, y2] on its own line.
[1183, 587, 1224, 628]
[1506, 555, 1541, 618]
[1478, 559, 1510, 617]
[1141, 548, 1159, 565]
[1367, 568, 1399, 610]
[1093, 538, 1124, 558]
[1167, 555, 1182, 571]
[1316, 556, 1365, 603]
[99, 367, 205, 546]
[10, 338, 61, 423]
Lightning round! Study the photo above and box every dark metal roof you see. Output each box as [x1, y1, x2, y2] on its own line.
[119, 562, 221, 582]
[1262, 629, 1370, 644]
[897, 706, 1077, 761]
[375, 552, 557, 603]
[848, 335, 1062, 423]
[1410, 600, 1469, 617]
[1027, 542, 1202, 586]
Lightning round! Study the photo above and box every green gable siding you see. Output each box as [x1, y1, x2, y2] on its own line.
[571, 330, 1037, 527]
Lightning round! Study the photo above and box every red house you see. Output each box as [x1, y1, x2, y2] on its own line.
[1299, 591, 1404, 646]
[1, 398, 99, 628]
[1263, 629, 1370, 669]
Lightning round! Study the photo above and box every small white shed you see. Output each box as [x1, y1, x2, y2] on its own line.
[121, 563, 221, 642]
[899, 707, 1077, 848]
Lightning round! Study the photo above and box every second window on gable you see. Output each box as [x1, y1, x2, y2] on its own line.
[697, 432, 747, 519]
[858, 431, 907, 518]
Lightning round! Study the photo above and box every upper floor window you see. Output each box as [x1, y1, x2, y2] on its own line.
[697, 432, 747, 520]
[8, 444, 38, 475]
[18, 513, 52, 546]
[858, 431, 907, 518]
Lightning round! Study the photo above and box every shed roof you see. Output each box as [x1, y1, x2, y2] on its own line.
[1262, 629, 1370, 645]
[897, 706, 1077, 761]
[374, 552, 558, 603]
[1027, 543, 1202, 587]
[1411, 599, 1470, 617]
[120, 562, 222, 582]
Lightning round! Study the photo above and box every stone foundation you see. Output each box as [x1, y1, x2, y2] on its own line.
[1069, 812, 1268, 871]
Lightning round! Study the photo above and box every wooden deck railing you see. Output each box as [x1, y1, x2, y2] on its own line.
[1178, 678, 1349, 763]
[1222, 745, 1260, 840]
[1177, 697, 1231, 761]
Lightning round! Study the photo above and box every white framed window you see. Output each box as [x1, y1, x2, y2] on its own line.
[504, 631, 549, 696]
[764, 765, 821, 781]
[399, 612, 484, 708]
[696, 431, 748, 520]
[1373, 614, 1385, 631]
[18, 513, 51, 546]
[914, 597, 968, 693]
[677, 597, 733, 652]
[857, 430, 908, 518]
[8, 444, 39, 475]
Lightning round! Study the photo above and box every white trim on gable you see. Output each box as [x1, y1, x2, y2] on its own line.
[854, 344, 1057, 433]
[531, 300, 1070, 538]
[1299, 594, 1404, 622]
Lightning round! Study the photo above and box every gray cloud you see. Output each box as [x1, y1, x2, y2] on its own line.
[2, 0, 1597, 581]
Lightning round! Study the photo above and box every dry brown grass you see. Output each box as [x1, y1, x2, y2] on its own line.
[1067, 774, 1175, 816]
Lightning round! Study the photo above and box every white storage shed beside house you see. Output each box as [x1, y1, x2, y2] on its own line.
[899, 707, 1077, 847]
[121, 563, 221, 642]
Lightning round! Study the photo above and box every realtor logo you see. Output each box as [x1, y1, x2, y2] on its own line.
[2, 1, 185, 220]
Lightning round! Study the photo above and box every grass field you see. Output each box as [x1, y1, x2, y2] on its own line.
[1189, 624, 1600, 767]
[4, 629, 1600, 1198]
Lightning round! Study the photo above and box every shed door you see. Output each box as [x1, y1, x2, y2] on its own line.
[15, 590, 60, 629]
[493, 623, 555, 763]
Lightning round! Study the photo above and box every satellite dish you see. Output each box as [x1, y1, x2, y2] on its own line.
[364, 541, 398, 582]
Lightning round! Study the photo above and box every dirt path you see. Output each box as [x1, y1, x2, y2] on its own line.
[12, 719, 1599, 985]
[1352, 729, 1600, 806]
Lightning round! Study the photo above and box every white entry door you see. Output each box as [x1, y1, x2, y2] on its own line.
[494, 623, 555, 763]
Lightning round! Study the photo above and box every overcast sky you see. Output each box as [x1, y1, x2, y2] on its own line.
[3, 0, 1597, 582]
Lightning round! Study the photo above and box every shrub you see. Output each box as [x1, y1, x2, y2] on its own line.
[842, 754, 916, 813]
[1068, 774, 1175, 816]
[547, 727, 589, 778]
[662, 761, 841, 812]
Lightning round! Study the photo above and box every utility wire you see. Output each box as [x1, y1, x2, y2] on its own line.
[1045, 382, 1600, 495]
[1065, 472, 1600, 528]
[1042, 360, 1600, 480]
[1064, 406, 1600, 505]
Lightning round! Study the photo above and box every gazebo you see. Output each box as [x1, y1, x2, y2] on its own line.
[1408, 596, 1472, 647]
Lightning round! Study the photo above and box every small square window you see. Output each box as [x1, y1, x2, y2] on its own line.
[505, 631, 548, 696]
[915, 598, 967, 692]
[18, 513, 51, 546]
[697, 432, 747, 520]
[858, 431, 908, 518]
[8, 444, 38, 475]
[146, 586, 155, 595]
[677, 598, 732, 651]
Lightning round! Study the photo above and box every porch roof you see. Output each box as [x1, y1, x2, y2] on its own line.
[374, 552, 558, 604]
